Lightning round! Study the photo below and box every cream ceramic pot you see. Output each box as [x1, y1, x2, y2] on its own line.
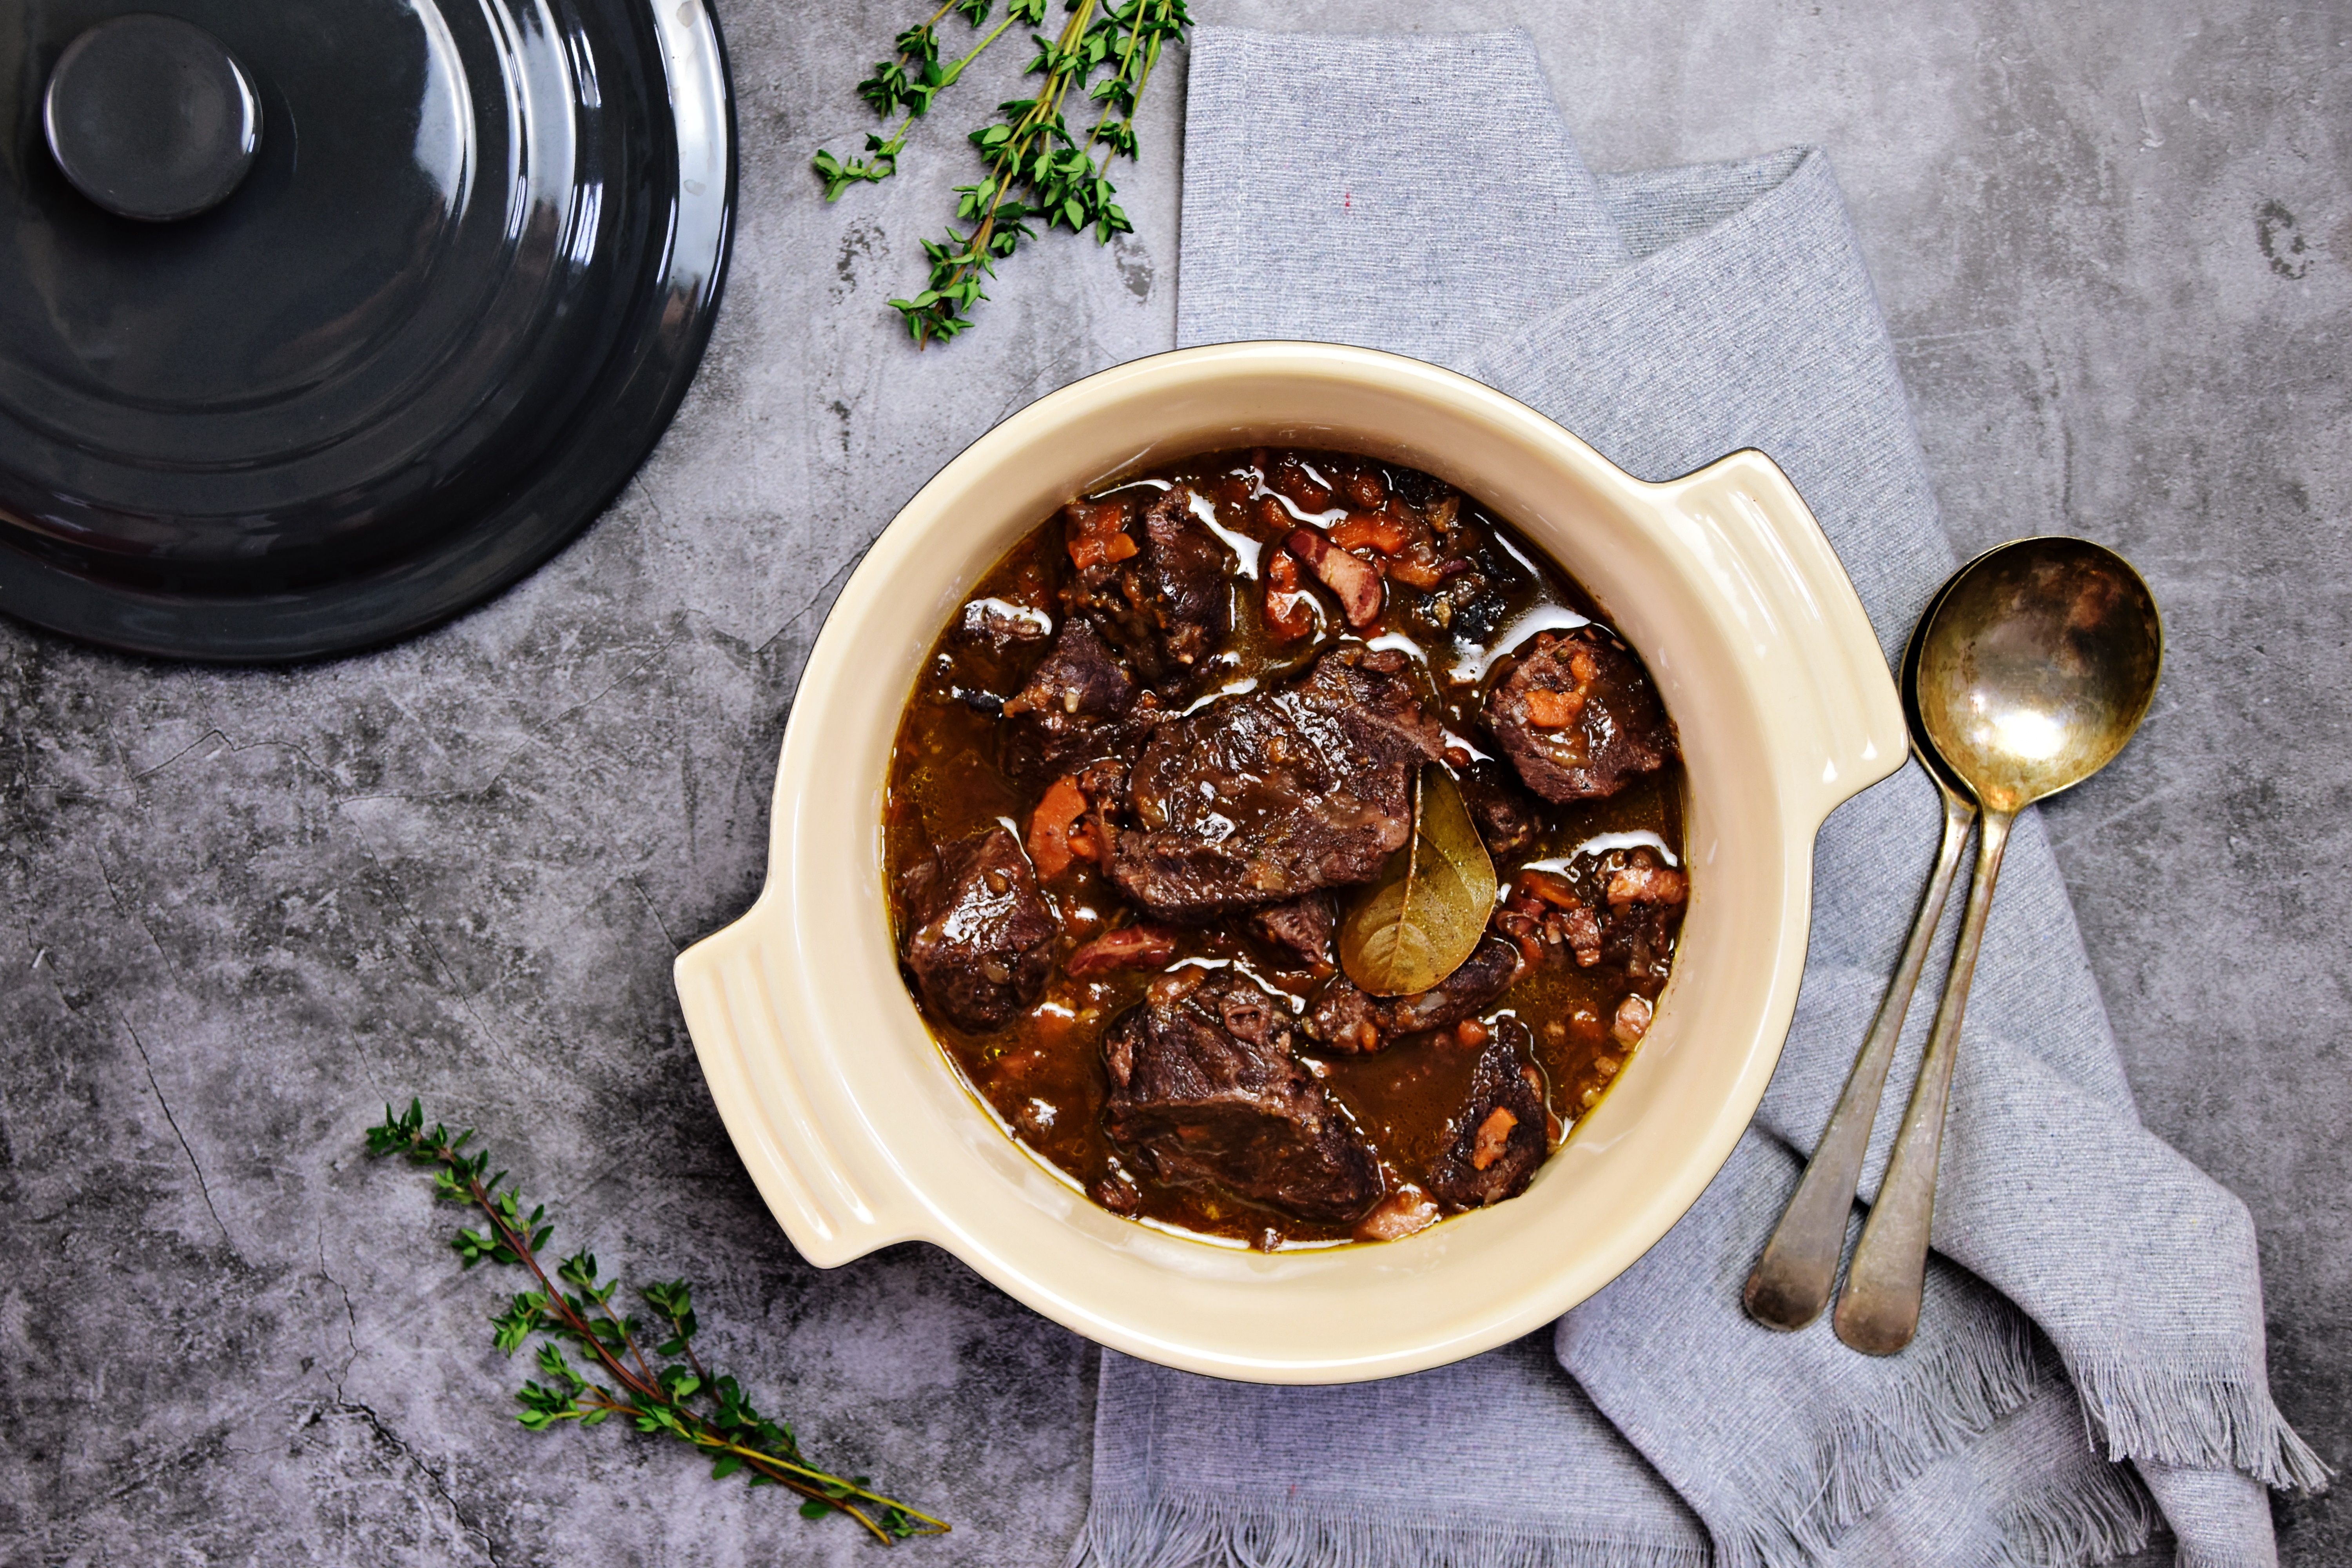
[674, 342, 1904, 1384]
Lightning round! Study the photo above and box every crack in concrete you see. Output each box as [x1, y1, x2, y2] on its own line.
[753, 550, 866, 661]
[131, 727, 229, 784]
[472, 624, 693, 797]
[632, 472, 668, 537]
[387, 889, 515, 1052]
[60, 725, 344, 803]
[339, 1396, 505, 1568]
[324, 624, 689, 813]
[80, 1251, 501, 1512]
[85, 843, 190, 992]
[626, 874, 681, 954]
[316, 1215, 361, 1396]
[322, 808, 524, 1052]
[2044, 779, 2198, 851]
[117, 1011, 234, 1250]
[379, 685, 456, 766]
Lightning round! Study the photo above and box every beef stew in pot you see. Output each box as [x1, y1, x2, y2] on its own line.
[885, 449, 1686, 1249]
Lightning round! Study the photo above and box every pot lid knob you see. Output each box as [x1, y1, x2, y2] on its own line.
[43, 13, 263, 222]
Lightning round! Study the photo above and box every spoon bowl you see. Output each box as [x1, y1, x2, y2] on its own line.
[1915, 541, 2163, 814]
[1834, 536, 2161, 1354]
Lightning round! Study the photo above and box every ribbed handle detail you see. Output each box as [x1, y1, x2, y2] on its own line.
[673, 912, 884, 1264]
[1654, 451, 1906, 824]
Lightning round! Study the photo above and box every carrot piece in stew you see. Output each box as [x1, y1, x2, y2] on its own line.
[1028, 775, 1093, 878]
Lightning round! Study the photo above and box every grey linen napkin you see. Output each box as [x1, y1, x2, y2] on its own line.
[1068, 28, 2326, 1568]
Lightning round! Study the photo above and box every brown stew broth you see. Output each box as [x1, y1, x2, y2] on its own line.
[884, 449, 1685, 1245]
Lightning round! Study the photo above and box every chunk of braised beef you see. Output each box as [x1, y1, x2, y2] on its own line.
[1060, 484, 1232, 698]
[1000, 619, 1155, 786]
[1109, 646, 1444, 922]
[1426, 1027, 1550, 1209]
[1503, 848, 1688, 983]
[1004, 618, 1133, 728]
[1102, 969, 1381, 1223]
[1305, 934, 1523, 1053]
[1485, 627, 1678, 802]
[1455, 759, 1543, 858]
[1437, 574, 1504, 642]
[1386, 465, 1453, 510]
[1596, 848, 1688, 982]
[1249, 893, 1336, 971]
[898, 826, 1058, 1032]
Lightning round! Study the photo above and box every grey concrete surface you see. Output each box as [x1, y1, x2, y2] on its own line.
[1, 2, 2343, 1564]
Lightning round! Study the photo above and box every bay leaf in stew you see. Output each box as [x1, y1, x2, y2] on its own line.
[1339, 764, 1499, 996]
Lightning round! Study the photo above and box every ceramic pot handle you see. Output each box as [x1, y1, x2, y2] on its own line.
[1651, 450, 1906, 826]
[673, 908, 920, 1267]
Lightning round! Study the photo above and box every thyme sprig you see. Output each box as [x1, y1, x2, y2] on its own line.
[814, 0, 1192, 345]
[815, 0, 1047, 201]
[367, 1100, 947, 1545]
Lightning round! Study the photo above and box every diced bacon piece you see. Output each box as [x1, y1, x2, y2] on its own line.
[1287, 530, 1384, 629]
[1607, 860, 1690, 908]
[1067, 924, 1181, 978]
[1385, 543, 1448, 590]
[1612, 994, 1653, 1045]
[1353, 1185, 1441, 1242]
[1027, 775, 1094, 878]
[1263, 548, 1318, 642]
[1559, 905, 1603, 967]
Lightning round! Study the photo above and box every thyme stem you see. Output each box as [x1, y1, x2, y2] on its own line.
[367, 1101, 948, 1545]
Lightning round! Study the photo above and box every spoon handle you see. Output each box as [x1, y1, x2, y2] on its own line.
[1744, 785, 1976, 1331]
[1833, 807, 2016, 1355]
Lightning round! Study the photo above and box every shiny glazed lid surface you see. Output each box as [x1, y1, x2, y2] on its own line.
[0, 0, 735, 661]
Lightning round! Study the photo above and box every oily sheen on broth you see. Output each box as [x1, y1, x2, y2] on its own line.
[884, 448, 1688, 1250]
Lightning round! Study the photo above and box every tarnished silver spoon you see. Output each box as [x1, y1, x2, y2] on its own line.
[1833, 536, 2161, 1355]
[1744, 579, 1978, 1332]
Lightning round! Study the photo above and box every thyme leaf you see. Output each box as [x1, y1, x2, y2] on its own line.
[815, 0, 1191, 343]
[366, 1100, 949, 1545]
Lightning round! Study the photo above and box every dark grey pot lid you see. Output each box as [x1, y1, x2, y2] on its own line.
[0, 0, 735, 662]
